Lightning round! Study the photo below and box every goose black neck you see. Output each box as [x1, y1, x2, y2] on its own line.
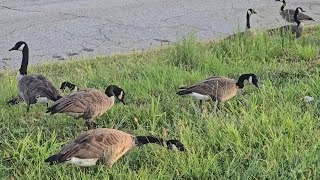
[246, 12, 251, 29]
[280, 0, 286, 11]
[135, 136, 164, 146]
[294, 9, 301, 25]
[236, 74, 251, 89]
[105, 85, 117, 97]
[19, 44, 29, 75]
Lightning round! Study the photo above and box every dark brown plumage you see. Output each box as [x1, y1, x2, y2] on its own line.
[45, 128, 186, 167]
[9, 41, 61, 112]
[46, 85, 125, 129]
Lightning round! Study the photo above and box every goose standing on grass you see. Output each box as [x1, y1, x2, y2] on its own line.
[60, 81, 78, 93]
[45, 128, 186, 167]
[176, 74, 259, 109]
[225, 9, 257, 39]
[268, 7, 306, 38]
[9, 41, 62, 112]
[46, 85, 125, 129]
[275, 0, 314, 22]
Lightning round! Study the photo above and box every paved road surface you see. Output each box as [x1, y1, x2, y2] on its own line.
[1, 0, 319, 69]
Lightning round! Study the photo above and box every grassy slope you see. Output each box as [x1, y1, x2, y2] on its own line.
[1, 26, 320, 179]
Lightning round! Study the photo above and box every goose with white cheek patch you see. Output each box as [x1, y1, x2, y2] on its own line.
[268, 7, 307, 38]
[9, 41, 62, 112]
[46, 85, 125, 129]
[45, 128, 186, 167]
[225, 9, 257, 39]
[60, 81, 78, 94]
[176, 74, 259, 109]
[275, 0, 314, 23]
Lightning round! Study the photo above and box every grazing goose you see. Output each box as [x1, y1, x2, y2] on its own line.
[45, 128, 186, 167]
[276, 0, 314, 22]
[46, 85, 125, 129]
[268, 7, 306, 38]
[60, 81, 78, 93]
[225, 9, 257, 39]
[176, 74, 259, 108]
[9, 41, 62, 112]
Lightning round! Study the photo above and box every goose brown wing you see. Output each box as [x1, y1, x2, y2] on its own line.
[182, 77, 235, 98]
[49, 88, 106, 114]
[57, 129, 134, 161]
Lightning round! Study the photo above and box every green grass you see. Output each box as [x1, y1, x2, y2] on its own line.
[1, 26, 320, 179]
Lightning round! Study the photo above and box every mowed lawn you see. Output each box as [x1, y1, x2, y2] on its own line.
[1, 26, 320, 179]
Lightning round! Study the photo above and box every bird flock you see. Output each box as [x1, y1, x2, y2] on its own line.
[5, 1, 316, 168]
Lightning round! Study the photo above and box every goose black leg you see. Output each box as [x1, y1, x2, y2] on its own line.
[199, 100, 203, 113]
[26, 105, 30, 112]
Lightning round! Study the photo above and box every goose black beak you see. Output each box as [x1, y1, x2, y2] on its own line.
[9, 47, 14, 51]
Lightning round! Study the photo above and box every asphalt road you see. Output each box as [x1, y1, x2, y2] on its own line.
[1, 0, 319, 69]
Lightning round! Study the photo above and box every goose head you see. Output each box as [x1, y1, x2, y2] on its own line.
[247, 9, 257, 15]
[248, 74, 259, 88]
[296, 7, 306, 13]
[9, 41, 27, 52]
[237, 73, 259, 89]
[105, 85, 126, 105]
[60, 81, 78, 93]
[166, 139, 187, 151]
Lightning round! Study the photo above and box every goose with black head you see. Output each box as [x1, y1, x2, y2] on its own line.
[225, 9, 257, 39]
[9, 41, 62, 111]
[268, 7, 306, 38]
[45, 128, 186, 167]
[46, 85, 125, 129]
[275, 0, 314, 23]
[177, 74, 259, 109]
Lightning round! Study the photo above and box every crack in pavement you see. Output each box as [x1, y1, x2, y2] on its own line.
[1, 0, 319, 68]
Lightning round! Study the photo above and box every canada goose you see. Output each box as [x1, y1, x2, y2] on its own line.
[268, 7, 306, 38]
[9, 41, 62, 112]
[45, 128, 186, 167]
[225, 9, 257, 39]
[275, 0, 314, 22]
[60, 81, 78, 93]
[46, 85, 125, 129]
[245, 9, 257, 30]
[176, 74, 259, 108]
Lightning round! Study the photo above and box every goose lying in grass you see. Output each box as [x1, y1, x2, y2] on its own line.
[46, 85, 125, 129]
[9, 41, 61, 112]
[45, 128, 186, 167]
